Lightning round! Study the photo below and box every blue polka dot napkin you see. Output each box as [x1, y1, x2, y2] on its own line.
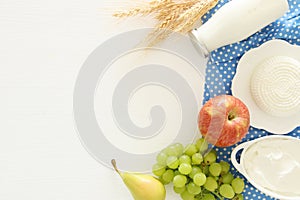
[202, 0, 300, 199]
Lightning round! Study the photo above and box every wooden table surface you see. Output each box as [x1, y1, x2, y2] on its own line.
[0, 0, 168, 199]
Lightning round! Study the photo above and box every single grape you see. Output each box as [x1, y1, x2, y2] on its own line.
[189, 166, 202, 179]
[166, 156, 179, 169]
[162, 169, 174, 183]
[173, 174, 187, 188]
[220, 161, 230, 174]
[187, 182, 201, 195]
[219, 184, 235, 199]
[231, 178, 245, 194]
[174, 143, 184, 155]
[234, 194, 244, 200]
[193, 172, 206, 186]
[166, 145, 180, 156]
[221, 173, 234, 184]
[180, 190, 195, 200]
[179, 155, 192, 164]
[200, 193, 216, 200]
[152, 163, 166, 176]
[192, 153, 203, 165]
[204, 151, 217, 165]
[173, 185, 186, 194]
[209, 163, 222, 177]
[203, 177, 218, 192]
[179, 163, 192, 175]
[196, 138, 209, 153]
[156, 152, 168, 166]
[184, 144, 198, 157]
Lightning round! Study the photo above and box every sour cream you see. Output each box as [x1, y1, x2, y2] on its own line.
[243, 138, 300, 197]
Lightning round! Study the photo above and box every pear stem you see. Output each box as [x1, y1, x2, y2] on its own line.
[111, 159, 121, 175]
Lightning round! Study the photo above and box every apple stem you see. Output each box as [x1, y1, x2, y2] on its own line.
[111, 159, 121, 175]
[228, 113, 235, 121]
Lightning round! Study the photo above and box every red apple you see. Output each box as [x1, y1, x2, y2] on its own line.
[198, 95, 250, 147]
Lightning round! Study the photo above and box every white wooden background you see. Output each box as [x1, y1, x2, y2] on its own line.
[0, 0, 182, 199]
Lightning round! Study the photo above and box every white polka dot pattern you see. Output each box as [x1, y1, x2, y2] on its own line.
[202, 0, 300, 199]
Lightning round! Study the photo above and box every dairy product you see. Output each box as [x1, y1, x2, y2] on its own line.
[243, 138, 300, 197]
[251, 56, 300, 117]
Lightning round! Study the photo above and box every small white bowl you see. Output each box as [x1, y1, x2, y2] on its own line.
[231, 135, 300, 200]
[232, 39, 300, 134]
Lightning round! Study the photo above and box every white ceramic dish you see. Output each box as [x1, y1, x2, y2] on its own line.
[232, 39, 300, 134]
[231, 135, 300, 200]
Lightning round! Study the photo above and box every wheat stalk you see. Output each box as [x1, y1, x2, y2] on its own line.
[113, 0, 219, 46]
[113, 0, 171, 17]
[173, 0, 218, 33]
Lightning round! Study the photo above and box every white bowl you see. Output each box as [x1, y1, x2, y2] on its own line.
[231, 135, 300, 200]
[232, 39, 300, 134]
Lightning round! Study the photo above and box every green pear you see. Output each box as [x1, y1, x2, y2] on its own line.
[111, 159, 166, 200]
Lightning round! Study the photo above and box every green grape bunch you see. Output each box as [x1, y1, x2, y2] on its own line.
[152, 138, 245, 200]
